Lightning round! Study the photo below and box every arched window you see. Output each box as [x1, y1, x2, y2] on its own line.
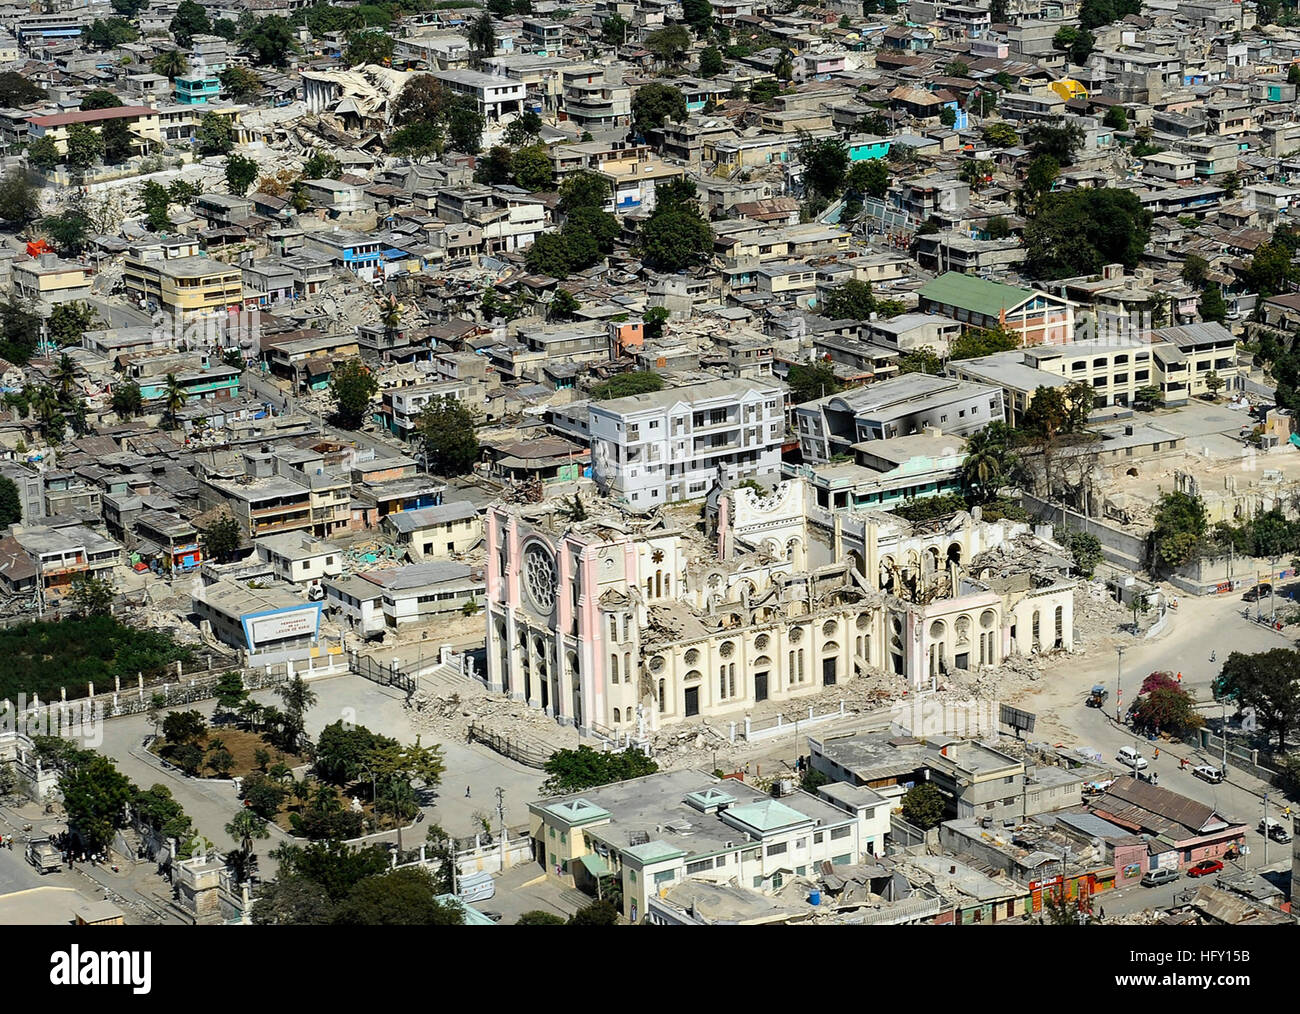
[613, 708, 621, 724]
[623, 652, 631, 683]
[658, 679, 666, 713]
[1031, 610, 1041, 649]
[609, 615, 618, 642]
[610, 654, 618, 681]
[1054, 605, 1064, 648]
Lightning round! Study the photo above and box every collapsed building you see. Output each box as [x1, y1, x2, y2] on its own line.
[484, 477, 1076, 736]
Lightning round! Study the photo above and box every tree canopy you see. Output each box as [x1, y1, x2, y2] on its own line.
[541, 745, 658, 795]
[1024, 188, 1151, 280]
[1218, 649, 1300, 748]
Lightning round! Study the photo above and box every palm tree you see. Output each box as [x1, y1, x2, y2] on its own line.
[53, 353, 77, 400]
[224, 809, 269, 857]
[162, 373, 186, 429]
[961, 423, 1016, 503]
[238, 698, 262, 730]
[151, 49, 188, 81]
[276, 675, 318, 721]
[468, 13, 495, 65]
[960, 158, 994, 193]
[292, 778, 313, 812]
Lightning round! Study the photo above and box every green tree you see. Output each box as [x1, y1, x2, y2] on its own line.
[390, 122, 443, 161]
[328, 358, 378, 429]
[220, 66, 262, 101]
[845, 159, 889, 199]
[303, 150, 340, 180]
[639, 180, 712, 271]
[518, 910, 567, 924]
[699, 46, 724, 76]
[503, 110, 542, 147]
[334, 867, 464, 925]
[800, 134, 849, 200]
[0, 170, 40, 225]
[214, 670, 247, 719]
[242, 772, 289, 819]
[1066, 530, 1102, 577]
[939, 106, 957, 127]
[68, 574, 115, 616]
[27, 135, 61, 173]
[1218, 649, 1300, 748]
[101, 119, 134, 163]
[632, 83, 687, 136]
[1181, 253, 1209, 287]
[414, 396, 480, 475]
[541, 745, 658, 794]
[150, 49, 189, 80]
[170, 0, 211, 46]
[64, 123, 104, 176]
[511, 143, 552, 191]
[901, 782, 945, 829]
[46, 303, 97, 349]
[447, 96, 485, 153]
[1027, 120, 1085, 166]
[344, 29, 393, 67]
[241, 14, 296, 67]
[393, 75, 449, 126]
[60, 752, 136, 853]
[548, 288, 582, 322]
[822, 280, 875, 320]
[468, 12, 495, 60]
[950, 324, 1022, 360]
[202, 511, 242, 562]
[568, 899, 620, 925]
[590, 372, 664, 399]
[315, 720, 399, 786]
[601, 13, 629, 45]
[786, 360, 841, 404]
[81, 89, 124, 111]
[1103, 105, 1128, 130]
[982, 121, 1019, 147]
[1198, 285, 1227, 324]
[224, 152, 259, 197]
[646, 26, 691, 66]
[961, 422, 1017, 504]
[138, 181, 173, 231]
[0, 71, 47, 105]
[0, 476, 20, 527]
[1024, 188, 1151, 280]
[197, 112, 233, 155]
[1151, 490, 1207, 570]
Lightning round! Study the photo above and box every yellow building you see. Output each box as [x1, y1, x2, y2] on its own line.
[12, 253, 93, 304]
[26, 105, 161, 156]
[123, 246, 244, 324]
[1048, 78, 1088, 102]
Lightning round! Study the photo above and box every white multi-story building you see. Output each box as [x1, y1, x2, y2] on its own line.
[590, 379, 787, 508]
[432, 69, 525, 121]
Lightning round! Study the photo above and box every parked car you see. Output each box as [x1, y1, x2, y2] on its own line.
[1191, 764, 1224, 784]
[1140, 868, 1179, 888]
[1187, 859, 1224, 878]
[1117, 746, 1148, 770]
[1243, 584, 1272, 602]
[1259, 818, 1292, 843]
[1086, 684, 1108, 708]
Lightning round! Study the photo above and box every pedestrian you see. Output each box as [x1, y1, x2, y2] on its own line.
[465, 785, 471, 798]
[1153, 747, 1159, 760]
[1099, 906, 1105, 919]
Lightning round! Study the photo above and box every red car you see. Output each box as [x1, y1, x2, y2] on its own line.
[1187, 859, 1224, 878]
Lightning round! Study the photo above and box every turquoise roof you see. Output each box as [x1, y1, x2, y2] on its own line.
[543, 798, 612, 826]
[624, 841, 687, 864]
[724, 799, 811, 833]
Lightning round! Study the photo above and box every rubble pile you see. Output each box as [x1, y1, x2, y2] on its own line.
[1071, 583, 1137, 649]
[406, 684, 582, 755]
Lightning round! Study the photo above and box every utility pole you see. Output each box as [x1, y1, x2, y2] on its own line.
[1221, 697, 1228, 776]
[1270, 556, 1278, 624]
[1263, 793, 1269, 869]
[1115, 646, 1125, 725]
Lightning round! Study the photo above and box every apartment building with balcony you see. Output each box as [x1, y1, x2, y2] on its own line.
[122, 245, 243, 324]
[590, 378, 786, 507]
[10, 524, 123, 600]
[200, 448, 350, 539]
[26, 105, 160, 156]
[433, 69, 525, 121]
[376, 379, 482, 439]
[430, 187, 546, 255]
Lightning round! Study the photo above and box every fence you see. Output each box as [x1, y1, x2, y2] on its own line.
[350, 651, 416, 695]
[1194, 728, 1281, 785]
[394, 827, 535, 880]
[467, 723, 553, 769]
[737, 702, 849, 744]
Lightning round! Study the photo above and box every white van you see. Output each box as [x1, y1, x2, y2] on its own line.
[1117, 746, 1148, 770]
[457, 870, 496, 903]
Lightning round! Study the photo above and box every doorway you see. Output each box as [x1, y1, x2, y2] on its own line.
[754, 671, 769, 702]
[822, 658, 837, 686]
[684, 686, 699, 717]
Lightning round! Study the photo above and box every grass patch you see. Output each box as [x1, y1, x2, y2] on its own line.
[0, 615, 192, 702]
[152, 727, 307, 779]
